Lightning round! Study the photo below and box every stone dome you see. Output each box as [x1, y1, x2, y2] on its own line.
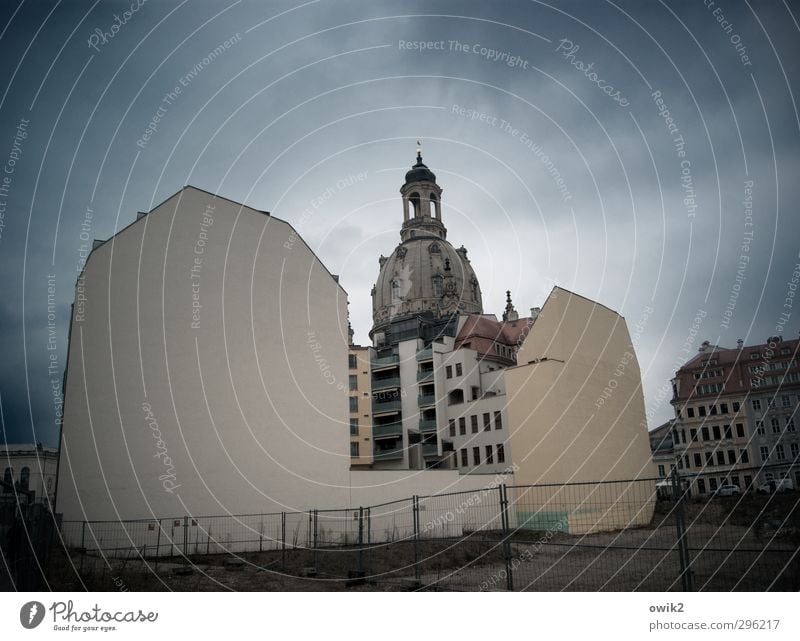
[371, 236, 483, 330]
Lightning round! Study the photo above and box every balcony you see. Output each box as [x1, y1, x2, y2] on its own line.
[416, 370, 434, 383]
[373, 444, 404, 461]
[418, 393, 436, 407]
[419, 418, 437, 433]
[372, 376, 401, 391]
[416, 348, 433, 361]
[422, 444, 439, 458]
[371, 354, 399, 370]
[372, 422, 403, 438]
[372, 398, 402, 414]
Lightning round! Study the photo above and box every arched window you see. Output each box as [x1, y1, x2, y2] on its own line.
[409, 192, 421, 217]
[391, 280, 401, 300]
[432, 275, 443, 297]
[19, 467, 30, 490]
[429, 193, 439, 218]
[2, 467, 12, 493]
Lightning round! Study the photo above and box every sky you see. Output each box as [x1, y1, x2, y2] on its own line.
[0, 0, 798, 447]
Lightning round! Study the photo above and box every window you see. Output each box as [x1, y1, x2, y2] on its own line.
[702, 427, 710, 441]
[472, 447, 480, 466]
[697, 478, 706, 494]
[790, 443, 799, 458]
[720, 403, 729, 414]
[727, 450, 736, 464]
[350, 442, 359, 457]
[744, 475, 753, 488]
[705, 452, 713, 465]
[684, 454, 690, 469]
[432, 275, 443, 297]
[788, 419, 795, 432]
[456, 363, 463, 377]
[483, 413, 491, 431]
[776, 444, 786, 460]
[497, 443, 505, 463]
[471, 415, 478, 433]
[681, 429, 687, 443]
[452, 452, 457, 468]
[782, 395, 791, 407]
[724, 425, 732, 439]
[677, 458, 683, 470]
[494, 411, 503, 430]
[752, 399, 762, 411]
[736, 423, 745, 438]
[712, 425, 721, 440]
[732, 476, 740, 487]
[687, 407, 695, 418]
[449, 419, 456, 437]
[658, 464, 666, 477]
[446, 365, 453, 379]
[699, 406, 707, 417]
[740, 449, 749, 463]
[716, 451, 725, 465]
[350, 418, 359, 435]
[709, 478, 718, 491]
[471, 386, 479, 400]
[760, 446, 769, 461]
[349, 396, 359, 412]
[771, 418, 781, 434]
[710, 405, 717, 416]
[690, 429, 698, 441]
[694, 453, 702, 468]
[459, 417, 466, 435]
[461, 449, 468, 466]
[349, 375, 358, 391]
[2, 467, 11, 493]
[756, 421, 765, 435]
[485, 445, 494, 464]
[348, 354, 357, 369]
[733, 401, 740, 412]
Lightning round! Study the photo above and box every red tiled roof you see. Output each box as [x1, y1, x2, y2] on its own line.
[454, 314, 535, 359]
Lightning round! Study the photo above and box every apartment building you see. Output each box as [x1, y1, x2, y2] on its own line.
[348, 345, 373, 466]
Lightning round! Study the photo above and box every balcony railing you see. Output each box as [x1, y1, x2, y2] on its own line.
[372, 376, 401, 391]
[372, 422, 403, 438]
[416, 370, 434, 383]
[417, 393, 436, 407]
[371, 354, 399, 369]
[422, 444, 439, 458]
[419, 418, 437, 432]
[416, 348, 433, 361]
[373, 444, 404, 461]
[372, 398, 402, 414]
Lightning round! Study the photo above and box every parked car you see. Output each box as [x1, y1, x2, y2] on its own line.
[714, 484, 741, 497]
[756, 478, 795, 494]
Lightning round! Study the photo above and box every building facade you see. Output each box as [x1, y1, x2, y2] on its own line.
[348, 345, 373, 466]
[1, 444, 58, 506]
[670, 337, 800, 495]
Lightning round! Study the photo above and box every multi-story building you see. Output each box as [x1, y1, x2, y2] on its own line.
[348, 344, 373, 466]
[1, 443, 58, 506]
[649, 420, 675, 480]
[670, 336, 800, 495]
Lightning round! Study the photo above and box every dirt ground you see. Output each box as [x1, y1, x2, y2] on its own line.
[45, 493, 800, 591]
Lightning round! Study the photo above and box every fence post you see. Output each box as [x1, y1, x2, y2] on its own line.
[412, 496, 420, 581]
[183, 515, 188, 558]
[313, 509, 318, 574]
[357, 506, 364, 576]
[154, 520, 161, 574]
[500, 484, 514, 591]
[281, 512, 286, 570]
[366, 507, 371, 545]
[79, 520, 86, 574]
[671, 468, 693, 591]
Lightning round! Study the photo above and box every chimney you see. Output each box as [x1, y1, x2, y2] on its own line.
[530, 307, 541, 321]
[737, 339, 743, 349]
[698, 340, 710, 353]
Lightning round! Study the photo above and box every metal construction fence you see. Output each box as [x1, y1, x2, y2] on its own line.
[54, 469, 800, 591]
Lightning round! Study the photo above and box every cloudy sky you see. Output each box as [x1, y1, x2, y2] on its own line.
[0, 0, 798, 447]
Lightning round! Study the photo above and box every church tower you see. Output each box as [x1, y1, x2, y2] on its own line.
[370, 146, 483, 345]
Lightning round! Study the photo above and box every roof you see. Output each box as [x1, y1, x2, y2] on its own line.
[454, 313, 535, 357]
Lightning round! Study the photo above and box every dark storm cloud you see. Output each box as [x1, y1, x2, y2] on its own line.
[0, 0, 798, 444]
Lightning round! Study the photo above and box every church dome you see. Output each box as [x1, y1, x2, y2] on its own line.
[371, 149, 483, 337]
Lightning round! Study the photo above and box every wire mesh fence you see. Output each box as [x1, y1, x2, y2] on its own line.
[49, 469, 800, 591]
